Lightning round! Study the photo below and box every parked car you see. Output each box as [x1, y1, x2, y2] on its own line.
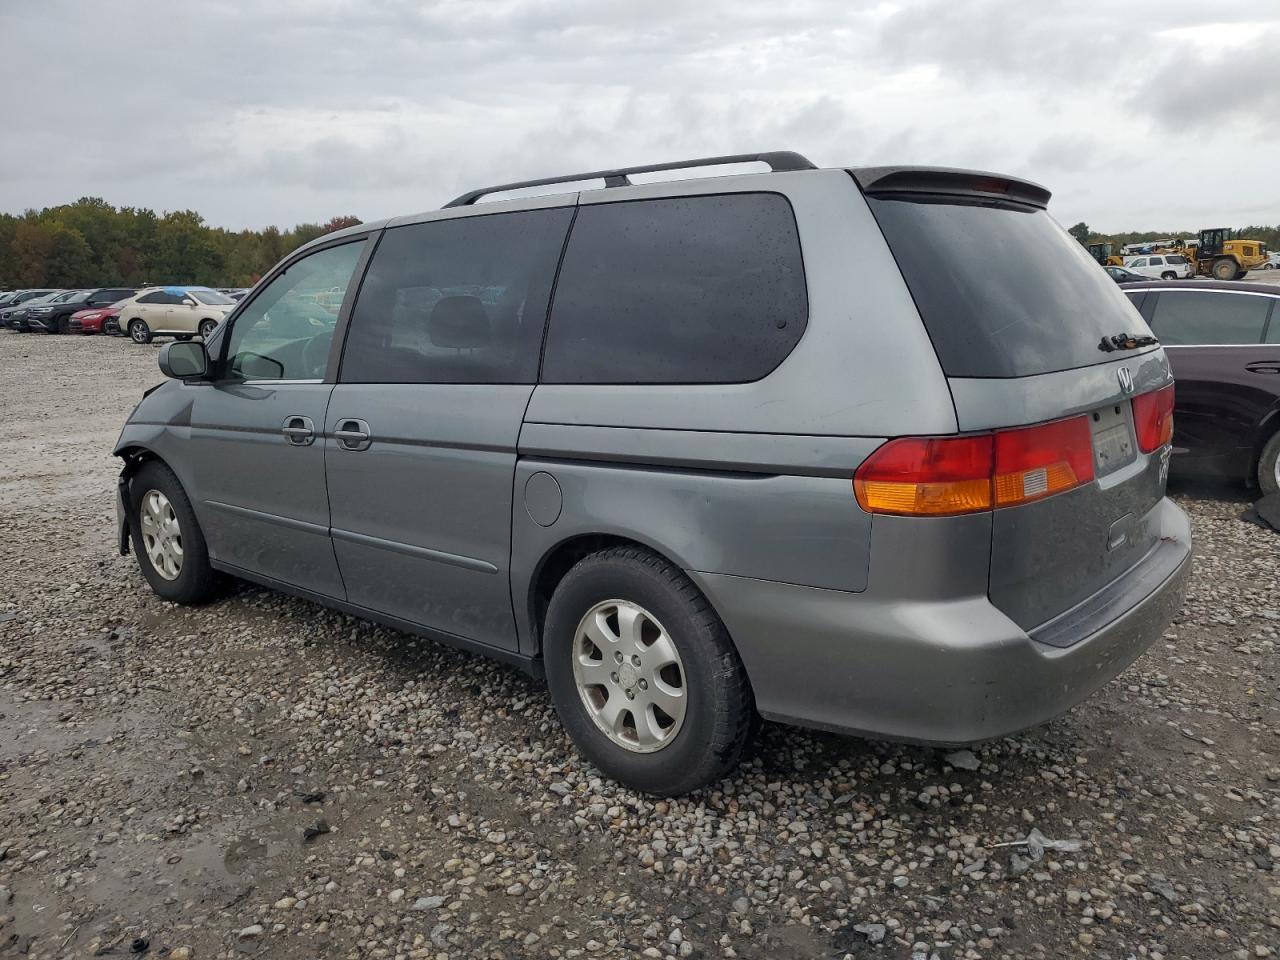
[1121, 279, 1280, 492]
[6, 290, 73, 331]
[115, 286, 237, 343]
[113, 153, 1190, 795]
[1256, 252, 1280, 271]
[1105, 265, 1148, 284]
[70, 302, 126, 335]
[27, 287, 135, 334]
[0, 289, 60, 328]
[1123, 253, 1194, 280]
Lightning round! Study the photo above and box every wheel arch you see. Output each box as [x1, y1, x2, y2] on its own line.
[526, 533, 722, 658]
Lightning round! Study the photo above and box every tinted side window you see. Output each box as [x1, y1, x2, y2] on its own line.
[137, 292, 167, 304]
[542, 193, 808, 384]
[91, 288, 134, 305]
[341, 207, 573, 384]
[225, 240, 366, 381]
[1150, 291, 1270, 345]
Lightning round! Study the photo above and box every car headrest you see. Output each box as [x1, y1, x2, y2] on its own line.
[429, 295, 490, 348]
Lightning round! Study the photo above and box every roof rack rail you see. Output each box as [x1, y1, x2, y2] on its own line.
[442, 151, 817, 208]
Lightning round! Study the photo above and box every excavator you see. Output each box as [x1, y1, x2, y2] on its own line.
[1185, 228, 1269, 280]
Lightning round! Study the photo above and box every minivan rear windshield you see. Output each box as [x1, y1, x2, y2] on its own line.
[866, 194, 1156, 378]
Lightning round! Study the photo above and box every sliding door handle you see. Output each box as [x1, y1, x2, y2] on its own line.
[333, 418, 372, 451]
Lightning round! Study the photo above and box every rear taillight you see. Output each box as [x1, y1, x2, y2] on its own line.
[1132, 384, 1174, 453]
[993, 416, 1094, 507]
[854, 415, 1095, 517]
[853, 435, 994, 516]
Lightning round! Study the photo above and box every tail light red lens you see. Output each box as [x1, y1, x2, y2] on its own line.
[993, 416, 1095, 507]
[854, 415, 1096, 517]
[1132, 384, 1175, 452]
[853, 435, 994, 516]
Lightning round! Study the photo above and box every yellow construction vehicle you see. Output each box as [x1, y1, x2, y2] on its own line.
[1086, 242, 1124, 267]
[1187, 228, 1269, 280]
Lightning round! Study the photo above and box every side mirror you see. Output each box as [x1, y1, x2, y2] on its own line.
[159, 340, 208, 379]
[182, 297, 197, 307]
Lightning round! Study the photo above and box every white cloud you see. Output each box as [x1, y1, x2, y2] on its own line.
[0, 0, 1276, 231]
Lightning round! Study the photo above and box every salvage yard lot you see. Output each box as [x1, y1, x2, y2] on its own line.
[0, 331, 1277, 960]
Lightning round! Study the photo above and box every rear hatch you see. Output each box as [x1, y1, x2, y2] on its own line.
[857, 167, 1173, 631]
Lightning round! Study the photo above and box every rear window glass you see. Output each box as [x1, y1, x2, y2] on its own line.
[866, 195, 1154, 378]
[1148, 290, 1271, 345]
[542, 193, 807, 384]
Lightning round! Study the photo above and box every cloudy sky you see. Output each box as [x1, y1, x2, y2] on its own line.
[2, 1, 1277, 233]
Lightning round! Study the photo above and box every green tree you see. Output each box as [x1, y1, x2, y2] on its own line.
[1067, 222, 1091, 245]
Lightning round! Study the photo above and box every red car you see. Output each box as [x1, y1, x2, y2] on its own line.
[68, 304, 123, 334]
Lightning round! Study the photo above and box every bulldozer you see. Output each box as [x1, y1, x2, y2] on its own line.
[1086, 242, 1124, 267]
[1186, 228, 1269, 280]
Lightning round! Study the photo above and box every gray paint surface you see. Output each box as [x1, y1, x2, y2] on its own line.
[324, 383, 531, 650]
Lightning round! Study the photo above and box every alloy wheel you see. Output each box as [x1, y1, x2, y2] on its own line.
[571, 599, 686, 753]
[139, 489, 183, 580]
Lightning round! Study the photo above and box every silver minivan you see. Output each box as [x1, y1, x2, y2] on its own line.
[115, 153, 1191, 795]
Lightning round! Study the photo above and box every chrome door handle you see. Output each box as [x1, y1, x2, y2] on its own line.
[281, 416, 315, 446]
[1245, 361, 1280, 374]
[333, 418, 372, 451]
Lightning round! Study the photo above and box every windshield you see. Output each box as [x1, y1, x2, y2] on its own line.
[867, 195, 1157, 378]
[191, 289, 235, 305]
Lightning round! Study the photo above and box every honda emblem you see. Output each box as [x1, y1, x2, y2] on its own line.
[1117, 367, 1134, 395]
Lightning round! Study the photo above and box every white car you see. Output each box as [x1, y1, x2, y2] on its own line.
[116, 286, 236, 344]
[1122, 253, 1193, 280]
[1258, 252, 1279, 271]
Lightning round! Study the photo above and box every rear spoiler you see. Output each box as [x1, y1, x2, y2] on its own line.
[851, 166, 1052, 209]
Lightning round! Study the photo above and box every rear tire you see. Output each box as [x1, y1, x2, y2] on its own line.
[1258, 432, 1280, 496]
[543, 546, 754, 796]
[1212, 257, 1239, 281]
[129, 319, 152, 344]
[128, 460, 216, 604]
[1160, 271, 1176, 280]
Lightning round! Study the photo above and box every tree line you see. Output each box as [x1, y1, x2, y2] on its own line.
[1068, 221, 1280, 253]
[0, 197, 362, 290]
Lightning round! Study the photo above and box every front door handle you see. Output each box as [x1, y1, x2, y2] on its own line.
[282, 415, 315, 446]
[1245, 361, 1280, 375]
[333, 418, 372, 451]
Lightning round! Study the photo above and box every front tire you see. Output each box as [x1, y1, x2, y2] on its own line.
[128, 460, 216, 604]
[198, 318, 219, 339]
[129, 319, 152, 344]
[1258, 432, 1280, 496]
[543, 546, 753, 796]
[1212, 257, 1239, 281]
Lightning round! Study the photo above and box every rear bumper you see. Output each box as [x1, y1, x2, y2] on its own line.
[693, 497, 1191, 744]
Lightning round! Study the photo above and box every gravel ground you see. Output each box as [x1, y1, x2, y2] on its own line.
[1, 330, 1277, 960]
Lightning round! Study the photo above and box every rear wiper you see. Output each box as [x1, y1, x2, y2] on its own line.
[1098, 332, 1159, 352]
